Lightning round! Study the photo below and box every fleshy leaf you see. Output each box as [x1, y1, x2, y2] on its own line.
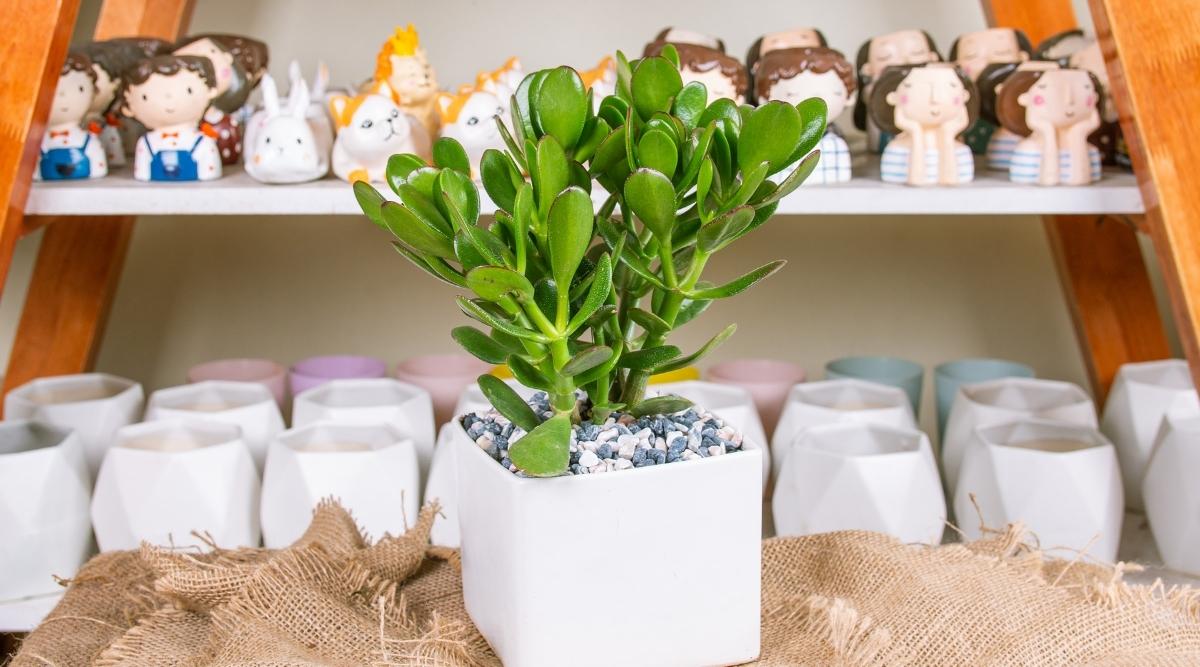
[432, 137, 471, 175]
[547, 187, 594, 295]
[466, 266, 535, 303]
[631, 56, 683, 121]
[623, 168, 676, 241]
[630, 395, 694, 418]
[533, 66, 589, 150]
[453, 326, 512, 365]
[687, 260, 786, 300]
[561, 345, 613, 376]
[508, 413, 571, 477]
[478, 374, 540, 432]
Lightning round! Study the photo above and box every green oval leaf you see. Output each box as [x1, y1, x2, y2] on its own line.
[547, 187, 594, 291]
[432, 137, 471, 175]
[566, 253, 612, 334]
[698, 206, 755, 253]
[623, 168, 676, 241]
[637, 129, 679, 177]
[507, 355, 553, 392]
[480, 149, 522, 212]
[509, 413, 571, 477]
[739, 101, 803, 175]
[618, 345, 682, 371]
[687, 260, 786, 300]
[628, 307, 671, 335]
[354, 180, 386, 228]
[435, 168, 480, 227]
[391, 241, 465, 287]
[466, 266, 535, 303]
[672, 82, 708, 132]
[478, 374, 540, 432]
[561, 345, 613, 377]
[396, 184, 452, 238]
[655, 323, 737, 374]
[385, 154, 427, 195]
[631, 56, 682, 121]
[533, 66, 589, 150]
[380, 201, 455, 258]
[790, 97, 829, 165]
[456, 296, 547, 342]
[535, 136, 570, 220]
[452, 326, 512, 365]
[630, 395, 694, 418]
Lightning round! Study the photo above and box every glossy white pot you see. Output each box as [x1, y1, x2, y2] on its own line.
[1100, 359, 1198, 510]
[0, 422, 92, 601]
[145, 381, 284, 469]
[942, 378, 1096, 492]
[5, 373, 144, 475]
[455, 421, 762, 667]
[1142, 406, 1200, 575]
[772, 422, 944, 544]
[91, 421, 260, 551]
[954, 419, 1123, 561]
[260, 422, 420, 547]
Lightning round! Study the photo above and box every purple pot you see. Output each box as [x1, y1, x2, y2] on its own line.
[289, 355, 388, 397]
[187, 358, 287, 407]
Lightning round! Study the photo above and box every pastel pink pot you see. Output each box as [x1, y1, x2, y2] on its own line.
[395, 354, 492, 426]
[289, 355, 388, 397]
[707, 359, 806, 438]
[187, 358, 287, 408]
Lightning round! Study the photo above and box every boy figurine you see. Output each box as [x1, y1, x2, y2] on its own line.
[81, 39, 145, 166]
[644, 40, 749, 104]
[122, 55, 222, 181]
[36, 52, 107, 181]
[373, 24, 441, 136]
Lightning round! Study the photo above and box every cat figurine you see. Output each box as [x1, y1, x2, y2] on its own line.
[329, 80, 430, 182]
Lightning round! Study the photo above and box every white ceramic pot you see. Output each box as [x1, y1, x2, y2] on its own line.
[1142, 406, 1200, 575]
[454, 422, 762, 666]
[4, 373, 144, 475]
[292, 378, 434, 483]
[770, 379, 916, 487]
[91, 421, 260, 551]
[0, 422, 92, 601]
[942, 377, 1096, 492]
[260, 422, 420, 547]
[954, 419, 1123, 561]
[1100, 359, 1198, 510]
[145, 381, 284, 469]
[771, 422, 944, 544]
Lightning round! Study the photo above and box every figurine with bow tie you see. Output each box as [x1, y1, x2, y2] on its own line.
[35, 52, 108, 181]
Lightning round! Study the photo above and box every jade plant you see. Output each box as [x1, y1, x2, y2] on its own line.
[354, 46, 826, 476]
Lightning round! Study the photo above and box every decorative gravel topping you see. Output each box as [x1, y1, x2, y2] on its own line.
[461, 392, 745, 476]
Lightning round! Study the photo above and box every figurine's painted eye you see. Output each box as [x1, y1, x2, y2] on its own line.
[142, 94, 148, 101]
[467, 117, 479, 126]
[265, 137, 271, 144]
[362, 119, 373, 128]
[296, 137, 302, 145]
[187, 87, 193, 95]
[390, 109, 399, 118]
[79, 85, 85, 93]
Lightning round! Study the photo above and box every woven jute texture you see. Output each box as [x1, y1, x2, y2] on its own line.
[11, 501, 1200, 666]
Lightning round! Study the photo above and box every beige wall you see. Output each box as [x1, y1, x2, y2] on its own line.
[4, 0, 1176, 433]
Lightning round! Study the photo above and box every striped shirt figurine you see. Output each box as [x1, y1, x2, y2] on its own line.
[1009, 144, 1102, 185]
[986, 128, 1021, 171]
[880, 143, 974, 185]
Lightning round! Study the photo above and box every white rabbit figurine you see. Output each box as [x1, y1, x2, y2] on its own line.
[243, 73, 329, 183]
[329, 80, 430, 182]
[289, 60, 335, 147]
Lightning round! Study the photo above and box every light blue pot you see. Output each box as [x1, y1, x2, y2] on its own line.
[934, 358, 1035, 440]
[825, 356, 924, 415]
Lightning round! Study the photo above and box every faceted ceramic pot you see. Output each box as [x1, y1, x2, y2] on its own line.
[825, 355, 924, 415]
[145, 381, 284, 469]
[770, 379, 916, 487]
[942, 377, 1096, 492]
[454, 420, 763, 667]
[934, 358, 1034, 440]
[954, 419, 1123, 561]
[91, 421, 260, 551]
[4, 373, 144, 476]
[292, 378, 435, 483]
[288, 354, 388, 397]
[0, 422, 92, 601]
[187, 358, 287, 408]
[1142, 407, 1200, 575]
[260, 422, 419, 547]
[771, 422, 945, 544]
[1101, 359, 1198, 510]
[706, 359, 806, 438]
[394, 353, 491, 426]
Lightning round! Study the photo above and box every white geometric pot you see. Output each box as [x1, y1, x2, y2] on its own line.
[1101, 359, 1198, 510]
[91, 421, 260, 551]
[0, 422, 92, 601]
[771, 422, 945, 544]
[5, 373, 144, 475]
[145, 381, 284, 469]
[455, 422, 762, 667]
[954, 419, 1123, 561]
[770, 379, 916, 487]
[260, 422, 420, 548]
[942, 377, 1097, 492]
[1142, 407, 1200, 575]
[292, 378, 434, 483]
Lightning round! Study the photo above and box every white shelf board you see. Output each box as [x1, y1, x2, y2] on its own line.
[0, 592, 62, 633]
[25, 162, 1144, 218]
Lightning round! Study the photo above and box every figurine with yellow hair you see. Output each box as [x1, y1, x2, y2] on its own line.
[373, 24, 440, 135]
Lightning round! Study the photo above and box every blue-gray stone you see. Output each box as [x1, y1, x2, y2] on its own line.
[597, 443, 613, 459]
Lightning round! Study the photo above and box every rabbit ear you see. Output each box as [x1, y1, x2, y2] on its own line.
[261, 73, 281, 117]
[289, 78, 311, 118]
[312, 61, 329, 99]
[288, 60, 302, 86]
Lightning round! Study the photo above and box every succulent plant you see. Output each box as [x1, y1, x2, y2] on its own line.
[354, 46, 826, 476]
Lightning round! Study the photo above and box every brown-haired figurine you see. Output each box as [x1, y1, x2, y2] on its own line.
[174, 33, 269, 165]
[35, 52, 107, 181]
[121, 55, 222, 182]
[949, 28, 1032, 80]
[79, 40, 146, 166]
[644, 41, 748, 104]
[976, 61, 1059, 170]
[854, 30, 941, 153]
[1034, 31, 1125, 166]
[755, 47, 854, 184]
[996, 67, 1102, 185]
[871, 64, 977, 186]
[647, 27, 725, 53]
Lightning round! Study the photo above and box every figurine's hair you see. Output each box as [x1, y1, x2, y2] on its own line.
[374, 24, 425, 82]
[995, 67, 1103, 137]
[105, 36, 174, 59]
[974, 61, 1021, 124]
[197, 34, 269, 82]
[753, 47, 855, 103]
[652, 27, 725, 53]
[947, 28, 1033, 64]
[867, 64, 979, 136]
[853, 30, 941, 130]
[1033, 29, 1088, 65]
[61, 52, 97, 84]
[643, 41, 749, 98]
[745, 28, 829, 76]
[174, 34, 259, 113]
[80, 40, 144, 82]
[118, 55, 217, 116]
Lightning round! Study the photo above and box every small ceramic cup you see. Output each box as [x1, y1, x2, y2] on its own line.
[394, 353, 491, 427]
[706, 359, 806, 438]
[825, 356, 924, 415]
[289, 354, 388, 397]
[144, 381, 285, 469]
[187, 358, 287, 408]
[934, 358, 1034, 440]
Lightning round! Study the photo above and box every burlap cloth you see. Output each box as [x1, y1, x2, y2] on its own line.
[11, 500, 1200, 666]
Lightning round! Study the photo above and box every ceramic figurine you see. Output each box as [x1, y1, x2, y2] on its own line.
[580, 55, 617, 108]
[871, 64, 977, 186]
[79, 40, 145, 167]
[243, 73, 329, 184]
[977, 61, 1057, 170]
[995, 67, 1102, 186]
[949, 28, 1033, 153]
[35, 52, 107, 181]
[122, 55, 222, 182]
[174, 34, 269, 166]
[755, 47, 854, 185]
[1037, 30, 1126, 167]
[854, 30, 941, 153]
[437, 84, 505, 179]
[475, 57, 525, 101]
[745, 27, 827, 81]
[95, 37, 175, 158]
[329, 80, 430, 183]
[373, 24, 441, 137]
[647, 27, 725, 53]
[108, 36, 174, 59]
[644, 41, 748, 104]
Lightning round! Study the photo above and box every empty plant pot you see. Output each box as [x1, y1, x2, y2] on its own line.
[942, 377, 1097, 492]
[706, 359, 806, 438]
[4, 373, 144, 475]
[954, 419, 1123, 561]
[772, 422, 945, 544]
[289, 354, 388, 397]
[934, 358, 1034, 441]
[91, 421, 260, 551]
[260, 422, 420, 548]
[187, 358, 287, 408]
[0, 422, 92, 601]
[1142, 406, 1200, 575]
[825, 356, 924, 415]
[1101, 359, 1198, 510]
[145, 381, 284, 469]
[394, 353, 491, 426]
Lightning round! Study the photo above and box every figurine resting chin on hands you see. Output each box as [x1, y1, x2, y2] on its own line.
[872, 64, 977, 186]
[122, 55, 222, 182]
[997, 67, 1102, 186]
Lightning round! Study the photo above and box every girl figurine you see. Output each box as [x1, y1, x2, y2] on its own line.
[373, 24, 441, 137]
[643, 41, 748, 104]
[647, 27, 725, 52]
[854, 30, 942, 153]
[745, 27, 827, 84]
[121, 55, 222, 182]
[977, 61, 1059, 170]
[174, 34, 269, 165]
[35, 52, 107, 181]
[754, 47, 855, 185]
[871, 64, 977, 186]
[949, 28, 1033, 153]
[996, 67, 1103, 186]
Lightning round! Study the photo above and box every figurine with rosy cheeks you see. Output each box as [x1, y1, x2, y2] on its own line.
[644, 41, 748, 104]
[949, 28, 1031, 81]
[871, 64, 977, 186]
[373, 24, 441, 137]
[755, 47, 855, 185]
[854, 30, 942, 153]
[997, 68, 1103, 186]
[1037, 32, 1127, 166]
[174, 34, 268, 166]
[122, 55, 221, 182]
[977, 61, 1059, 170]
[437, 85, 506, 179]
[35, 52, 108, 181]
[745, 27, 827, 82]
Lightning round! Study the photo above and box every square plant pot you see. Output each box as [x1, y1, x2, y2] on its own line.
[145, 380, 285, 469]
[454, 421, 763, 666]
[1142, 407, 1200, 575]
[260, 423, 420, 547]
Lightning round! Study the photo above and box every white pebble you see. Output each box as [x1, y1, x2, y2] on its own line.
[666, 432, 685, 448]
[687, 434, 702, 452]
[654, 437, 667, 451]
[707, 445, 724, 457]
[582, 440, 598, 453]
[682, 450, 700, 461]
[597, 429, 618, 443]
[636, 428, 653, 441]
[614, 458, 633, 470]
[618, 439, 637, 459]
[475, 434, 493, 449]
[579, 451, 600, 468]
[590, 463, 608, 474]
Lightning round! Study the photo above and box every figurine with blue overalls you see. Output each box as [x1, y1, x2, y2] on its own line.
[121, 55, 222, 182]
[34, 52, 108, 181]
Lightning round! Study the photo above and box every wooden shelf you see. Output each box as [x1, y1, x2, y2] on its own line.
[24, 163, 1144, 218]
